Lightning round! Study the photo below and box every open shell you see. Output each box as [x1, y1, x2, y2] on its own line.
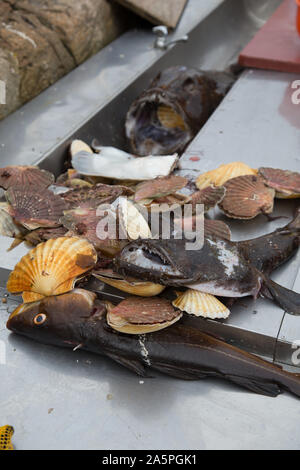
[6, 187, 68, 230]
[157, 105, 187, 131]
[72, 146, 179, 181]
[173, 289, 230, 319]
[118, 198, 152, 240]
[219, 175, 275, 219]
[25, 226, 69, 246]
[107, 297, 182, 334]
[92, 269, 165, 297]
[60, 207, 125, 257]
[259, 167, 300, 199]
[61, 184, 122, 209]
[190, 185, 226, 212]
[0, 166, 54, 191]
[204, 219, 231, 240]
[196, 162, 257, 190]
[70, 139, 93, 157]
[134, 175, 188, 202]
[0, 203, 25, 239]
[7, 237, 97, 302]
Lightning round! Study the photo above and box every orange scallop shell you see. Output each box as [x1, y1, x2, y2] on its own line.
[7, 237, 97, 302]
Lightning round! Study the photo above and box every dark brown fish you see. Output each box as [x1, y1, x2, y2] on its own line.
[126, 66, 234, 156]
[6, 289, 300, 399]
[115, 209, 300, 315]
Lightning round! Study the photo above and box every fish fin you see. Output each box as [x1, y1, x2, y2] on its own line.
[287, 206, 300, 230]
[105, 352, 147, 377]
[226, 375, 282, 397]
[261, 276, 300, 315]
[152, 363, 212, 380]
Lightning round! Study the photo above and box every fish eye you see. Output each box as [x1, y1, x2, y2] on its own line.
[33, 313, 47, 325]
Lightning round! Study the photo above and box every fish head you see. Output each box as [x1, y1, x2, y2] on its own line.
[114, 239, 193, 285]
[6, 289, 102, 347]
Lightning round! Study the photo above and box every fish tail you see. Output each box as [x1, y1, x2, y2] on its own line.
[260, 276, 300, 315]
[287, 206, 300, 230]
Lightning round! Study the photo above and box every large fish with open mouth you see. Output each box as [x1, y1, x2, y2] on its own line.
[6, 289, 300, 398]
[115, 209, 300, 315]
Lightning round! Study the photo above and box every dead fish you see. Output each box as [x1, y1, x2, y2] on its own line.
[6, 288, 300, 398]
[115, 209, 300, 315]
[126, 66, 234, 156]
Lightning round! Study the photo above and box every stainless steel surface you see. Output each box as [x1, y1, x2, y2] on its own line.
[1, 0, 299, 451]
[179, 68, 300, 363]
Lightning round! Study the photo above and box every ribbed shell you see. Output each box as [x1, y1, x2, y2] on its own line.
[60, 207, 124, 257]
[219, 175, 275, 219]
[7, 237, 97, 302]
[134, 175, 188, 202]
[61, 183, 122, 209]
[173, 289, 230, 319]
[0, 166, 54, 191]
[190, 185, 226, 212]
[118, 198, 152, 240]
[0, 203, 24, 238]
[196, 162, 257, 190]
[204, 219, 231, 240]
[107, 297, 182, 334]
[6, 187, 68, 230]
[259, 167, 300, 198]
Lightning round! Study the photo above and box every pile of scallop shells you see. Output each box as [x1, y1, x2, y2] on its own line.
[2, 139, 300, 334]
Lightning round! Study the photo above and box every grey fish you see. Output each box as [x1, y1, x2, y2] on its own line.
[115, 209, 300, 315]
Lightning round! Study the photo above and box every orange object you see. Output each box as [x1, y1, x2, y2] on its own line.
[239, 0, 300, 74]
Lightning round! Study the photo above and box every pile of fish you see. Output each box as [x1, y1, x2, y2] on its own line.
[2, 145, 300, 399]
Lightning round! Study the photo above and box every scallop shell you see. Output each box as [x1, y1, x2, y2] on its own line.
[72, 146, 179, 181]
[204, 219, 231, 240]
[70, 139, 93, 157]
[157, 105, 186, 131]
[107, 297, 182, 334]
[219, 175, 275, 219]
[6, 187, 68, 230]
[0, 166, 54, 191]
[92, 269, 165, 297]
[60, 207, 124, 257]
[196, 162, 257, 190]
[61, 184, 122, 209]
[259, 167, 300, 199]
[7, 237, 97, 302]
[134, 175, 188, 202]
[0, 203, 24, 238]
[25, 226, 69, 246]
[190, 185, 226, 212]
[118, 198, 152, 240]
[173, 289, 230, 319]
